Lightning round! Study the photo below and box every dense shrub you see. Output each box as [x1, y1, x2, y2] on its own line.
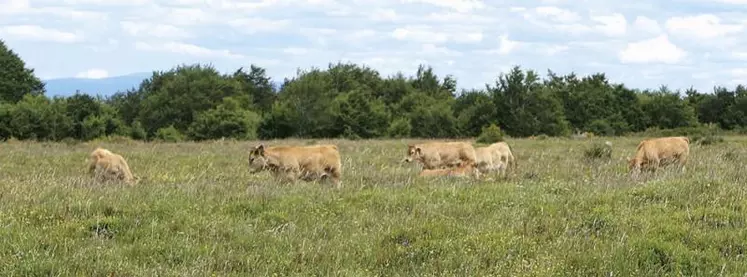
[155, 125, 185, 142]
[476, 124, 505, 144]
[584, 141, 613, 160]
[387, 118, 412, 138]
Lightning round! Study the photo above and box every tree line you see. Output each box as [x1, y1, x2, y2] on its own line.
[1, 39, 746, 142]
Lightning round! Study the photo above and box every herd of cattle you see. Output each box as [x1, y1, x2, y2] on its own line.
[86, 136, 692, 186]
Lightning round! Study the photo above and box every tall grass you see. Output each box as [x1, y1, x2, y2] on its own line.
[1, 136, 746, 276]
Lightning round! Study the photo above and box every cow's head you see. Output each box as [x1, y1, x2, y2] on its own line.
[403, 145, 423, 163]
[248, 144, 270, 173]
[627, 157, 639, 171]
[627, 157, 642, 178]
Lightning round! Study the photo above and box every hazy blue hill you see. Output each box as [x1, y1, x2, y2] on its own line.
[43, 72, 152, 98]
[43, 72, 283, 98]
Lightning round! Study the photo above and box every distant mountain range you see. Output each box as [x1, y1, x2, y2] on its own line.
[43, 72, 284, 98]
[43, 72, 152, 98]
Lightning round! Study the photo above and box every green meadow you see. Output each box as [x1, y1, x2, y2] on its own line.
[1, 136, 746, 276]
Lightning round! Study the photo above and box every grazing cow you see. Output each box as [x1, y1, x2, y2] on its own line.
[474, 141, 516, 177]
[248, 144, 343, 187]
[627, 136, 690, 177]
[418, 163, 481, 179]
[88, 147, 136, 184]
[403, 141, 478, 170]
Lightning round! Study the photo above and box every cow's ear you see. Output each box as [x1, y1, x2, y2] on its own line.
[415, 147, 422, 154]
[256, 144, 265, 156]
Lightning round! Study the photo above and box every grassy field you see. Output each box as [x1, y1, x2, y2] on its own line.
[1, 136, 747, 276]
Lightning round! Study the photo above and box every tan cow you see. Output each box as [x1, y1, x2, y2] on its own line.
[418, 163, 481, 178]
[627, 136, 690, 178]
[88, 147, 136, 184]
[403, 141, 478, 170]
[248, 144, 343, 187]
[474, 141, 516, 177]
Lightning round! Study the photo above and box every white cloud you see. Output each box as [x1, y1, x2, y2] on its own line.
[422, 11, 495, 24]
[522, 9, 626, 37]
[732, 68, 747, 77]
[392, 26, 449, 44]
[709, 0, 747, 3]
[404, 0, 487, 13]
[120, 21, 191, 39]
[420, 43, 461, 56]
[0, 25, 82, 43]
[619, 35, 687, 64]
[591, 13, 627, 37]
[282, 47, 310, 55]
[534, 6, 581, 23]
[0, 0, 107, 20]
[632, 16, 662, 35]
[134, 41, 244, 59]
[0, 0, 30, 14]
[478, 34, 520, 55]
[543, 45, 569, 55]
[665, 14, 743, 40]
[160, 8, 214, 26]
[391, 25, 483, 44]
[227, 18, 292, 33]
[60, 0, 149, 5]
[734, 52, 747, 60]
[76, 69, 109, 79]
[370, 8, 398, 21]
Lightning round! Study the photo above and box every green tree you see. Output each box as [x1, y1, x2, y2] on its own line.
[329, 89, 390, 138]
[488, 66, 570, 137]
[639, 86, 697, 129]
[135, 64, 252, 135]
[188, 96, 262, 140]
[453, 90, 496, 137]
[232, 65, 277, 114]
[0, 40, 45, 103]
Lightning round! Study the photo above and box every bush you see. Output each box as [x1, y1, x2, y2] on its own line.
[693, 135, 724, 146]
[387, 118, 412, 138]
[96, 135, 137, 145]
[155, 125, 184, 142]
[476, 123, 504, 144]
[584, 141, 613, 160]
[587, 119, 614, 136]
[639, 124, 721, 139]
[187, 97, 262, 141]
[130, 121, 147, 140]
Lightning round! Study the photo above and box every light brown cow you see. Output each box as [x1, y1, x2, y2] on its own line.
[248, 144, 343, 187]
[418, 163, 481, 178]
[403, 141, 478, 170]
[88, 147, 136, 184]
[474, 141, 516, 177]
[627, 136, 690, 177]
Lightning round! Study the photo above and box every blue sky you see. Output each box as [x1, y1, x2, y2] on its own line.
[1, 0, 747, 93]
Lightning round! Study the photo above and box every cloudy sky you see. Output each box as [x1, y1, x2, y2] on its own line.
[1, 0, 746, 92]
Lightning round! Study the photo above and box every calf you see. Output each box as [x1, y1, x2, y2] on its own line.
[248, 144, 343, 187]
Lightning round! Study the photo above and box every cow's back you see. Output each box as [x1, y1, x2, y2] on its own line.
[267, 144, 340, 166]
[422, 141, 477, 164]
[636, 136, 689, 161]
[475, 146, 493, 164]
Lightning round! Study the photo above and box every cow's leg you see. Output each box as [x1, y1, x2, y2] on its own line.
[651, 158, 661, 174]
[678, 154, 688, 174]
[328, 166, 342, 189]
[282, 168, 301, 184]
